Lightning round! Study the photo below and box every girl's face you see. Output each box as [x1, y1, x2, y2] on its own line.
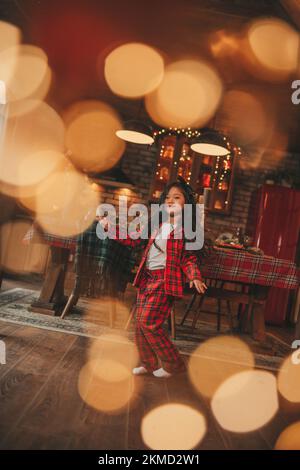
[164, 186, 186, 216]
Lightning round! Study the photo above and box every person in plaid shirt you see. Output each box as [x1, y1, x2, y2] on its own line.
[101, 179, 207, 378]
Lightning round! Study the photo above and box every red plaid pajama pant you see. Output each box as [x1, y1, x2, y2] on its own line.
[135, 268, 186, 373]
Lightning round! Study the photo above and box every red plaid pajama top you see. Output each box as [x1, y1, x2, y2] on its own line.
[109, 225, 202, 297]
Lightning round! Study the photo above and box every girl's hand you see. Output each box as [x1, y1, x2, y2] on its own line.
[189, 279, 207, 294]
[97, 216, 110, 231]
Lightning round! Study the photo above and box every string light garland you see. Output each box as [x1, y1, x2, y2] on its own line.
[153, 127, 242, 158]
[152, 127, 243, 208]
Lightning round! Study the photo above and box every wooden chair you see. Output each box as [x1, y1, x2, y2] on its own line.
[180, 279, 260, 333]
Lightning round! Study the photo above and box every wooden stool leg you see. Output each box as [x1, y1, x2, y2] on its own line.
[191, 295, 205, 331]
[180, 292, 197, 326]
[217, 299, 222, 331]
[239, 303, 251, 333]
[124, 302, 136, 331]
[226, 300, 234, 332]
[109, 298, 117, 328]
[61, 293, 78, 319]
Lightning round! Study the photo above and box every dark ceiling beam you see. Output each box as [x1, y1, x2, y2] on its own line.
[280, 0, 300, 29]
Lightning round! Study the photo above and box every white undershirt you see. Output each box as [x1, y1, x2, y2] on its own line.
[146, 223, 174, 270]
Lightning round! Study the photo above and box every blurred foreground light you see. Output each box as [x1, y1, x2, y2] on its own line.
[34, 167, 100, 237]
[141, 404, 206, 450]
[0, 45, 50, 103]
[277, 354, 300, 403]
[217, 89, 268, 145]
[211, 370, 278, 433]
[0, 20, 21, 53]
[88, 332, 138, 370]
[64, 100, 125, 172]
[275, 422, 300, 450]
[104, 43, 164, 98]
[0, 80, 6, 104]
[145, 59, 222, 128]
[246, 18, 299, 81]
[188, 336, 254, 398]
[78, 359, 137, 414]
[0, 100, 65, 191]
[0, 219, 42, 274]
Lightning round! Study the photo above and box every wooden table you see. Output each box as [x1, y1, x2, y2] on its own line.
[29, 245, 74, 316]
[23, 227, 76, 315]
[24, 224, 135, 317]
[197, 247, 300, 341]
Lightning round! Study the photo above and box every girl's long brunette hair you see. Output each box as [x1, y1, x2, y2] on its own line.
[140, 177, 210, 259]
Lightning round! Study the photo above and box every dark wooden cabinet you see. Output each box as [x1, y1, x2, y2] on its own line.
[150, 134, 237, 214]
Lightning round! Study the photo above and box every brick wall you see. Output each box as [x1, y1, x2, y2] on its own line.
[120, 143, 300, 241]
[64, 142, 300, 295]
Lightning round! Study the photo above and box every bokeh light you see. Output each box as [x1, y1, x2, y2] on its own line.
[34, 168, 100, 237]
[0, 45, 50, 103]
[275, 422, 300, 450]
[0, 20, 21, 53]
[88, 332, 138, 370]
[211, 370, 278, 433]
[0, 80, 6, 104]
[145, 59, 223, 128]
[79, 333, 139, 414]
[64, 100, 125, 172]
[188, 336, 254, 398]
[0, 100, 65, 191]
[78, 358, 137, 414]
[0, 219, 46, 274]
[141, 404, 206, 450]
[245, 18, 299, 81]
[217, 89, 269, 145]
[277, 354, 300, 403]
[104, 43, 164, 98]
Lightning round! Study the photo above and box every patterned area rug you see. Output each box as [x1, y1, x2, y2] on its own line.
[0, 288, 291, 371]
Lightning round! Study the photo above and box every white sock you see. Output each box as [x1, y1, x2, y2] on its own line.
[132, 366, 148, 375]
[153, 367, 172, 378]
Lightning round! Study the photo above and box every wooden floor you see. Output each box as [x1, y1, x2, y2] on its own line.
[0, 319, 299, 450]
[0, 277, 299, 450]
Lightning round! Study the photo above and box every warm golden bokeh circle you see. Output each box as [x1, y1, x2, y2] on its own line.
[0, 100, 65, 190]
[0, 20, 21, 53]
[145, 59, 223, 128]
[217, 89, 268, 145]
[104, 43, 164, 98]
[0, 219, 43, 274]
[188, 336, 255, 398]
[64, 100, 125, 172]
[0, 45, 50, 102]
[245, 18, 299, 81]
[275, 422, 300, 450]
[88, 332, 139, 371]
[277, 354, 300, 403]
[141, 404, 207, 450]
[211, 370, 279, 433]
[78, 359, 137, 414]
[34, 169, 100, 237]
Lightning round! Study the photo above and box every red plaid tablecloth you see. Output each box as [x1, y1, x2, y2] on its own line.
[202, 247, 300, 289]
[23, 225, 77, 252]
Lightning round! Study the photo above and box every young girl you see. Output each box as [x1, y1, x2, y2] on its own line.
[101, 179, 207, 378]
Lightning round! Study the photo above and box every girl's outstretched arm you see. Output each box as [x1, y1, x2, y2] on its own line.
[181, 249, 207, 294]
[98, 217, 146, 248]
